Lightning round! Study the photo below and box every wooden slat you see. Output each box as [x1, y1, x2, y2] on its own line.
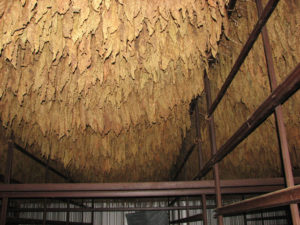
[216, 185, 300, 216]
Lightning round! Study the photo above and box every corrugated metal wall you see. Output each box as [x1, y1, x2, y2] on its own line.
[10, 198, 289, 225]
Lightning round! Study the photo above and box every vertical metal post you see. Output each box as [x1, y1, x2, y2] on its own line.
[0, 198, 8, 225]
[285, 206, 293, 225]
[167, 198, 170, 224]
[42, 200, 47, 225]
[43, 157, 50, 225]
[183, 165, 190, 225]
[172, 200, 175, 223]
[261, 211, 265, 225]
[201, 194, 208, 225]
[185, 197, 190, 225]
[243, 215, 247, 225]
[177, 200, 180, 221]
[195, 100, 203, 172]
[242, 195, 247, 225]
[82, 199, 84, 223]
[91, 199, 94, 225]
[195, 102, 208, 225]
[255, 0, 300, 224]
[204, 71, 224, 225]
[0, 140, 13, 225]
[66, 199, 70, 225]
[121, 201, 124, 225]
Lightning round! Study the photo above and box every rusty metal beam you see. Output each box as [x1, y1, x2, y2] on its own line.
[2, 178, 300, 198]
[208, 0, 280, 116]
[2, 177, 300, 192]
[13, 143, 73, 182]
[204, 71, 223, 225]
[255, 0, 300, 224]
[195, 63, 300, 180]
[2, 175, 85, 208]
[215, 185, 300, 216]
[0, 186, 291, 198]
[7, 205, 209, 213]
[0, 189, 230, 198]
[0, 180, 255, 192]
[170, 213, 203, 224]
[172, 144, 196, 180]
[0, 181, 209, 192]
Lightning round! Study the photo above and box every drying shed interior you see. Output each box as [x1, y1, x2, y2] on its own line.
[0, 0, 299, 224]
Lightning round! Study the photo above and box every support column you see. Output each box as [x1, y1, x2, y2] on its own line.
[177, 200, 180, 222]
[242, 195, 247, 225]
[43, 157, 50, 225]
[201, 195, 208, 225]
[204, 71, 223, 225]
[185, 197, 190, 225]
[1, 140, 13, 225]
[171, 200, 175, 224]
[261, 211, 265, 225]
[66, 199, 70, 225]
[82, 200, 84, 223]
[195, 102, 208, 225]
[255, 0, 300, 224]
[91, 199, 94, 225]
[195, 100, 203, 172]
